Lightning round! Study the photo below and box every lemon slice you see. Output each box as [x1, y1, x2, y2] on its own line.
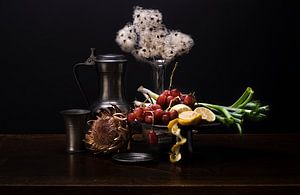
[170, 104, 192, 114]
[194, 107, 216, 122]
[178, 111, 202, 126]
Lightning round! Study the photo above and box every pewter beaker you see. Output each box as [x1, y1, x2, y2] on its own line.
[60, 109, 90, 153]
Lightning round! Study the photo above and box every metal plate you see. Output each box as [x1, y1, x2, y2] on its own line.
[112, 152, 154, 163]
[142, 122, 221, 131]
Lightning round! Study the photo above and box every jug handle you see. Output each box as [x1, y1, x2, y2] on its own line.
[73, 48, 96, 108]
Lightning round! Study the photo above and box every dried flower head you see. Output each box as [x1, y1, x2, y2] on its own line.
[116, 6, 194, 64]
[116, 24, 137, 52]
[133, 6, 163, 32]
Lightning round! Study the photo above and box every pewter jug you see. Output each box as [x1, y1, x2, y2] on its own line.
[73, 48, 129, 115]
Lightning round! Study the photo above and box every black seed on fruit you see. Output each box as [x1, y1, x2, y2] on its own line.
[142, 49, 146, 52]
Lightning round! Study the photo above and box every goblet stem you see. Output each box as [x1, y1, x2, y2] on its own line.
[180, 127, 193, 160]
[152, 59, 167, 94]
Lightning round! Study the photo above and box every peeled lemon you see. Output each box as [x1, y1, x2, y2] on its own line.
[170, 152, 182, 163]
[170, 104, 192, 114]
[178, 111, 202, 126]
[194, 107, 216, 122]
[168, 119, 179, 133]
[167, 118, 187, 163]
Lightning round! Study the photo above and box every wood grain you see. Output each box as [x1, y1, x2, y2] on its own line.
[0, 134, 299, 194]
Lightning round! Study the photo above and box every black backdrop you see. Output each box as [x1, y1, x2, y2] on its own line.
[0, 0, 298, 133]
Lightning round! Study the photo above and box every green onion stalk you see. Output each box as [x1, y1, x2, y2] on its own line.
[195, 87, 269, 134]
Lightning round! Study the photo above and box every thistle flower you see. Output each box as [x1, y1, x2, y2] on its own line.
[116, 6, 194, 64]
[115, 24, 137, 52]
[163, 31, 194, 60]
[133, 6, 163, 32]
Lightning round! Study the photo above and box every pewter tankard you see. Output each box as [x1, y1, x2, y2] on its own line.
[73, 48, 129, 115]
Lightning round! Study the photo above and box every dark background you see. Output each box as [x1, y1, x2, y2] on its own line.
[0, 0, 298, 133]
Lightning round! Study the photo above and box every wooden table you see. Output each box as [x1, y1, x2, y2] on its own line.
[0, 134, 300, 194]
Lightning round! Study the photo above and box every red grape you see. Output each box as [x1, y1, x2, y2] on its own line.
[133, 107, 144, 118]
[166, 95, 174, 106]
[143, 107, 153, 116]
[144, 115, 154, 124]
[127, 112, 136, 123]
[154, 108, 164, 121]
[183, 94, 196, 107]
[162, 90, 171, 96]
[143, 106, 152, 112]
[180, 94, 186, 102]
[133, 107, 144, 122]
[161, 112, 171, 124]
[144, 111, 153, 117]
[169, 110, 178, 120]
[156, 94, 167, 107]
[150, 104, 161, 110]
[148, 131, 157, 144]
[171, 89, 181, 97]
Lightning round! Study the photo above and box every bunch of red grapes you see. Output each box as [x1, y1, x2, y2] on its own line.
[127, 88, 196, 125]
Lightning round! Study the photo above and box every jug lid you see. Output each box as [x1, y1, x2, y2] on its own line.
[95, 54, 127, 63]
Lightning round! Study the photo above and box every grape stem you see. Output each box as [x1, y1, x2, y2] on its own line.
[166, 96, 181, 111]
[168, 62, 178, 90]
